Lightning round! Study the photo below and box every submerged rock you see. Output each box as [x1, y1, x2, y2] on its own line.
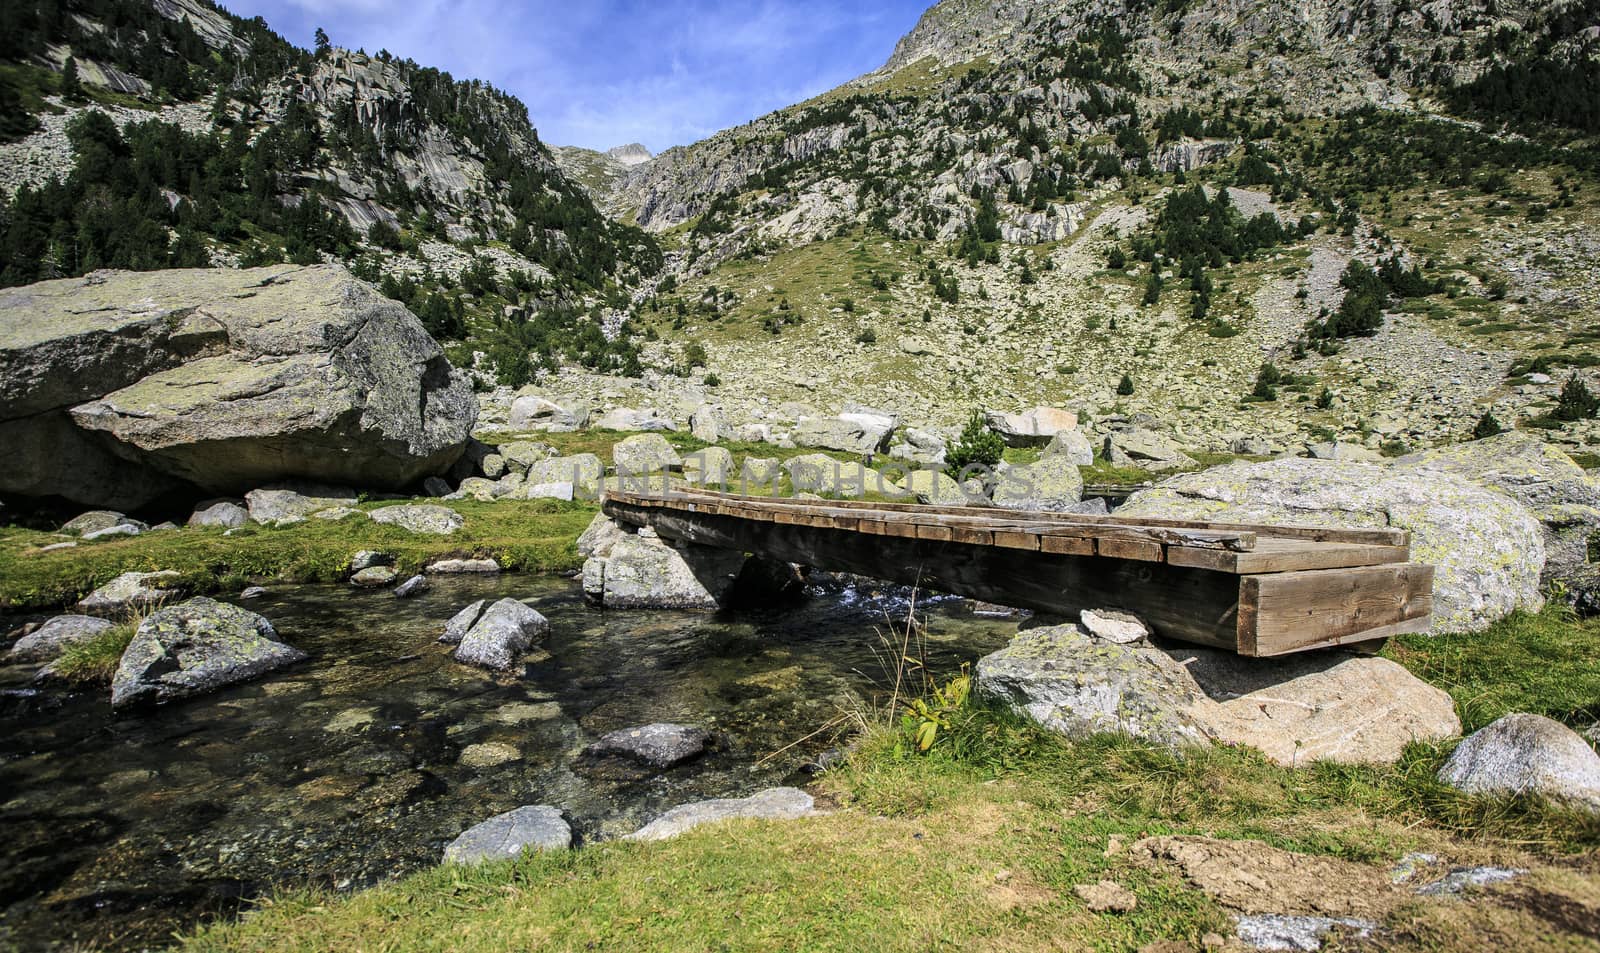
[349, 566, 399, 588]
[8, 615, 115, 663]
[625, 787, 815, 842]
[110, 597, 306, 708]
[444, 805, 572, 863]
[586, 722, 711, 768]
[1437, 713, 1600, 812]
[452, 599, 550, 671]
[393, 575, 429, 598]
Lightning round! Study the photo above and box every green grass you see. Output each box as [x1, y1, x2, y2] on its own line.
[49, 621, 137, 683]
[183, 606, 1600, 953]
[0, 499, 594, 610]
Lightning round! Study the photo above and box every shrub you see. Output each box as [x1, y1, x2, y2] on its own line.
[1116, 373, 1135, 396]
[1472, 411, 1504, 440]
[945, 411, 1004, 473]
[855, 327, 877, 345]
[1554, 375, 1599, 422]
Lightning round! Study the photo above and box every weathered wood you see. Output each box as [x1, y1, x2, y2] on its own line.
[1167, 538, 1412, 574]
[1239, 564, 1435, 657]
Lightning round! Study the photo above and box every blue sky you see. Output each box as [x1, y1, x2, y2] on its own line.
[222, 0, 931, 153]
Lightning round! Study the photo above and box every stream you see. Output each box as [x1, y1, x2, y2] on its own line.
[0, 573, 1019, 951]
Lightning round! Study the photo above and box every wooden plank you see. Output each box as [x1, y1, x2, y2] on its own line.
[1167, 539, 1412, 574]
[1097, 537, 1164, 562]
[1237, 563, 1434, 657]
[991, 531, 1040, 551]
[664, 489, 1409, 548]
[1038, 534, 1094, 556]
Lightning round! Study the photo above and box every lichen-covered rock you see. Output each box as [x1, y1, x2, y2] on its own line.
[0, 265, 476, 508]
[984, 406, 1077, 447]
[1105, 429, 1196, 471]
[581, 533, 746, 609]
[525, 454, 603, 498]
[110, 597, 306, 708]
[740, 457, 782, 488]
[1120, 458, 1545, 632]
[683, 447, 735, 486]
[443, 805, 571, 863]
[1042, 428, 1095, 466]
[452, 598, 550, 671]
[792, 414, 894, 454]
[977, 623, 1460, 765]
[576, 512, 633, 559]
[689, 403, 730, 443]
[349, 566, 399, 588]
[440, 600, 487, 644]
[625, 787, 814, 842]
[586, 723, 710, 768]
[245, 484, 360, 525]
[1438, 713, 1600, 812]
[508, 394, 589, 432]
[977, 625, 1215, 747]
[782, 454, 890, 497]
[1398, 434, 1600, 591]
[890, 467, 967, 505]
[612, 433, 683, 476]
[62, 511, 143, 536]
[188, 500, 248, 529]
[369, 504, 463, 535]
[77, 570, 185, 613]
[8, 614, 114, 663]
[991, 455, 1084, 511]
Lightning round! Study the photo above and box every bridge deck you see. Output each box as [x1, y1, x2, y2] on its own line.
[603, 489, 1435, 657]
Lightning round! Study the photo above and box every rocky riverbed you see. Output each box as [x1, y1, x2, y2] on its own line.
[0, 573, 1015, 950]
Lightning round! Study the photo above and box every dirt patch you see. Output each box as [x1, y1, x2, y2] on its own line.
[1128, 835, 1398, 918]
[1492, 886, 1600, 938]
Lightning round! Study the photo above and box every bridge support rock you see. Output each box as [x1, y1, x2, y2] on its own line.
[582, 527, 747, 610]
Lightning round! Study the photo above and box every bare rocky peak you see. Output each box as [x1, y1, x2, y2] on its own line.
[606, 143, 654, 166]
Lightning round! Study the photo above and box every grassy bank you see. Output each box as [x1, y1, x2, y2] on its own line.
[186, 606, 1600, 952]
[0, 499, 595, 611]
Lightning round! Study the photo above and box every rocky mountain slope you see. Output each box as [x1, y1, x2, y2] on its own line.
[539, 0, 1600, 459]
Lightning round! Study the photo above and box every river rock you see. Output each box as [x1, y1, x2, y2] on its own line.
[1105, 429, 1196, 472]
[576, 512, 632, 559]
[349, 550, 392, 571]
[8, 614, 115, 662]
[393, 574, 429, 598]
[188, 500, 248, 529]
[611, 433, 682, 476]
[453, 599, 550, 671]
[792, 415, 894, 455]
[625, 787, 815, 842]
[991, 456, 1084, 510]
[245, 484, 360, 525]
[0, 265, 476, 508]
[1119, 458, 1546, 633]
[976, 623, 1460, 764]
[443, 805, 572, 863]
[1042, 428, 1095, 466]
[1437, 713, 1600, 812]
[984, 406, 1077, 447]
[62, 511, 144, 536]
[440, 600, 487, 643]
[110, 597, 306, 708]
[350, 566, 399, 588]
[426, 557, 501, 574]
[77, 570, 185, 613]
[581, 533, 746, 609]
[369, 504, 463, 535]
[586, 723, 710, 768]
[508, 395, 589, 432]
[683, 447, 734, 486]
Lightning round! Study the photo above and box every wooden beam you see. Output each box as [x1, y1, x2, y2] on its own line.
[1237, 564, 1434, 657]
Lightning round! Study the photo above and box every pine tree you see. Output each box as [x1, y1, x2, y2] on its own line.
[59, 56, 81, 101]
[1117, 373, 1135, 396]
[1554, 375, 1599, 422]
[1472, 411, 1503, 440]
[314, 27, 331, 57]
[945, 411, 1004, 474]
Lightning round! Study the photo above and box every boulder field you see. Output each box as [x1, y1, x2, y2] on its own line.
[0, 264, 477, 509]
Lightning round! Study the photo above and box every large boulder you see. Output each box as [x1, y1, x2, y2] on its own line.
[576, 512, 632, 559]
[984, 406, 1078, 447]
[244, 484, 361, 525]
[890, 468, 968, 505]
[110, 597, 306, 708]
[1398, 433, 1600, 590]
[8, 614, 115, 663]
[782, 454, 890, 497]
[1042, 429, 1095, 466]
[1105, 429, 1196, 472]
[792, 415, 894, 455]
[0, 265, 476, 508]
[594, 407, 676, 431]
[444, 806, 572, 863]
[1437, 713, 1600, 812]
[582, 533, 746, 609]
[1119, 458, 1546, 633]
[526, 454, 604, 499]
[689, 403, 731, 443]
[369, 504, 464, 535]
[991, 456, 1085, 511]
[976, 623, 1460, 765]
[188, 500, 248, 529]
[612, 433, 682, 476]
[683, 447, 734, 486]
[508, 395, 589, 432]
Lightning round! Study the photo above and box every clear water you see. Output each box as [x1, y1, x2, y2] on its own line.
[0, 574, 1018, 951]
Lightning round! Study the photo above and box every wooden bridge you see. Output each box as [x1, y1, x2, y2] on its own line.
[602, 489, 1434, 657]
